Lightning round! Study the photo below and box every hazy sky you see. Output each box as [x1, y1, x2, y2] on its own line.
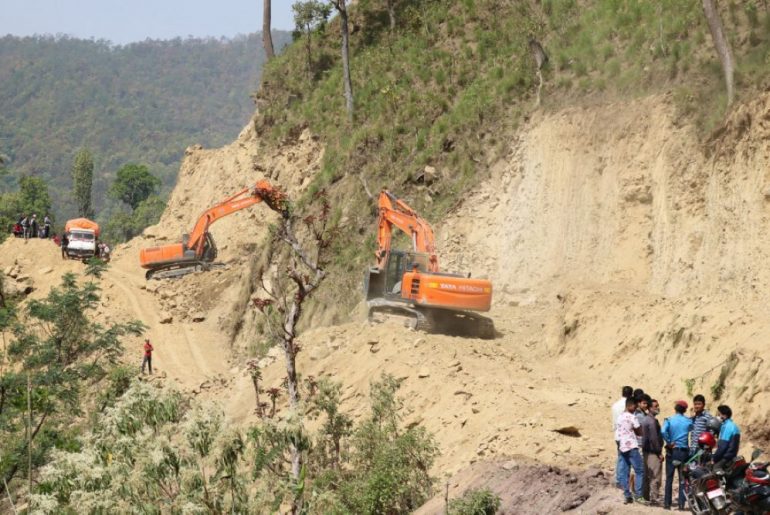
[2, 0, 296, 44]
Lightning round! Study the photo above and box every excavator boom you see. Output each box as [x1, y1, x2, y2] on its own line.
[139, 180, 285, 279]
[376, 190, 438, 271]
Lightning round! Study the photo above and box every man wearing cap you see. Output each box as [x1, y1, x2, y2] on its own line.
[662, 400, 693, 510]
[141, 338, 154, 374]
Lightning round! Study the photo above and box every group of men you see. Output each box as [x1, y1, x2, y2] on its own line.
[612, 386, 742, 509]
[14, 214, 52, 239]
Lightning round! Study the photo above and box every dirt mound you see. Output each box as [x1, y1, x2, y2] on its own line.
[417, 457, 668, 514]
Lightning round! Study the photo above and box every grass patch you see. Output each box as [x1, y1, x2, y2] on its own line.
[252, 0, 770, 318]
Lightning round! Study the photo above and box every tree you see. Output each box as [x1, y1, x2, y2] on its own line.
[0, 274, 144, 500]
[252, 188, 335, 514]
[104, 195, 165, 243]
[386, 0, 396, 30]
[293, 1, 332, 76]
[109, 164, 161, 210]
[702, 0, 735, 106]
[18, 176, 52, 217]
[330, 0, 355, 118]
[71, 149, 94, 218]
[263, 0, 275, 60]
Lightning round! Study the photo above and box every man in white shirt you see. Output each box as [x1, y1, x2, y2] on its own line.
[612, 386, 634, 487]
[616, 397, 647, 504]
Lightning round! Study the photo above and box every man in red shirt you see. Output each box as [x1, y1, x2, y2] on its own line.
[141, 338, 154, 374]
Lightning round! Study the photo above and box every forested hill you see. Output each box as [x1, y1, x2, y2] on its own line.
[0, 32, 291, 218]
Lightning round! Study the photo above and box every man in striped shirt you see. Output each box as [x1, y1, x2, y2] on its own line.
[690, 394, 712, 456]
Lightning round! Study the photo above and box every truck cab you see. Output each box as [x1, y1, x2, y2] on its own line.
[66, 229, 97, 259]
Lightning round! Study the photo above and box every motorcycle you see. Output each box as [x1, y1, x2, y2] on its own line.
[673, 447, 729, 515]
[718, 449, 770, 514]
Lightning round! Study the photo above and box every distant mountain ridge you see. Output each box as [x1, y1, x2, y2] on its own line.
[0, 32, 292, 218]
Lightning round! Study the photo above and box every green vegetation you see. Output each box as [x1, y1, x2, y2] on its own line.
[71, 149, 94, 219]
[449, 488, 502, 515]
[30, 374, 438, 513]
[102, 164, 164, 242]
[255, 0, 770, 317]
[0, 273, 144, 496]
[711, 351, 739, 401]
[0, 175, 52, 242]
[0, 32, 292, 218]
[108, 163, 161, 210]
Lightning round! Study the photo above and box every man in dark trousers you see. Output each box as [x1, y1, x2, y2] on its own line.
[642, 399, 664, 505]
[60, 233, 69, 259]
[662, 400, 693, 510]
[30, 214, 38, 238]
[141, 338, 154, 374]
[43, 214, 52, 238]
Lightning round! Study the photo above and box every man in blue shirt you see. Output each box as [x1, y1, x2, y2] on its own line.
[662, 400, 693, 510]
[713, 404, 741, 466]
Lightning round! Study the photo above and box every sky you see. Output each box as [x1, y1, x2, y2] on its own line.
[2, 0, 296, 44]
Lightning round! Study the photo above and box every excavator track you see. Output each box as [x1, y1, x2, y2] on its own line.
[367, 299, 494, 339]
[146, 261, 226, 280]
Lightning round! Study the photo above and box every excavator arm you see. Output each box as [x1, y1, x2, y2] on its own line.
[139, 179, 286, 278]
[376, 190, 439, 272]
[185, 179, 286, 255]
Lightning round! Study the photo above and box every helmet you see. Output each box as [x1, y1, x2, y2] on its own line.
[698, 431, 717, 449]
[706, 416, 722, 434]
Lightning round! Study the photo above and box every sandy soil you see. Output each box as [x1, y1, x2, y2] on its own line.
[5, 92, 770, 511]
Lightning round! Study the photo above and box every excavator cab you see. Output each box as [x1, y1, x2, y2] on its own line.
[365, 250, 427, 301]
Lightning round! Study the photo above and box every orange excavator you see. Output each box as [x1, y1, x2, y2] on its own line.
[364, 190, 495, 339]
[139, 180, 286, 280]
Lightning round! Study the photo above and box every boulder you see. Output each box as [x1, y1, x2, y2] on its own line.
[191, 313, 205, 323]
[4, 281, 34, 298]
[159, 312, 173, 324]
[421, 165, 439, 185]
[502, 460, 519, 471]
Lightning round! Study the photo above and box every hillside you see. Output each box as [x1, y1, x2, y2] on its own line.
[8, 88, 770, 512]
[5, 0, 770, 513]
[0, 32, 291, 218]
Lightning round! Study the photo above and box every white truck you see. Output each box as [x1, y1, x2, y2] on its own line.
[63, 218, 100, 260]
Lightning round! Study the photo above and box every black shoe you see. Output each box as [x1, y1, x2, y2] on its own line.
[624, 497, 633, 504]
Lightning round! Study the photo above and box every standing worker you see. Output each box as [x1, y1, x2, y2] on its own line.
[21, 215, 29, 240]
[642, 399, 664, 505]
[30, 214, 38, 238]
[612, 385, 634, 488]
[141, 338, 154, 375]
[43, 214, 52, 238]
[662, 400, 693, 510]
[713, 405, 741, 467]
[616, 397, 647, 505]
[690, 394, 712, 456]
[60, 232, 69, 259]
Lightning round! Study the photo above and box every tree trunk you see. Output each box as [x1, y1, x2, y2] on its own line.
[338, 1, 354, 119]
[702, 0, 735, 106]
[305, 26, 313, 78]
[387, 0, 396, 30]
[283, 303, 303, 514]
[262, 0, 275, 60]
